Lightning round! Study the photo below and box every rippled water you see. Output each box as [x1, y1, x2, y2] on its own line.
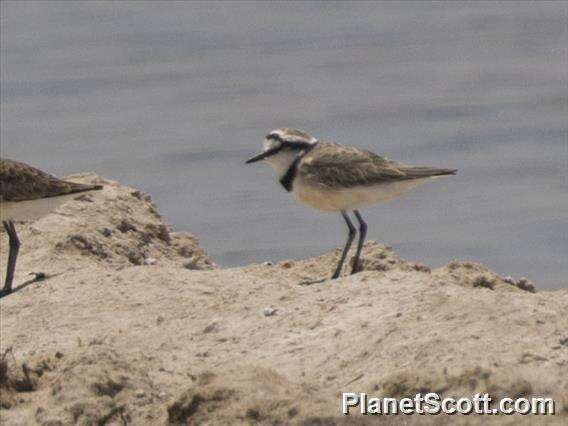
[2, 1, 566, 289]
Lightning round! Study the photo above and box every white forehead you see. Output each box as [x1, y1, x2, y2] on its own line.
[263, 138, 281, 151]
[270, 129, 287, 138]
[268, 128, 318, 143]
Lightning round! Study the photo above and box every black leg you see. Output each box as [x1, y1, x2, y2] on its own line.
[351, 210, 367, 274]
[331, 211, 356, 279]
[1, 220, 20, 297]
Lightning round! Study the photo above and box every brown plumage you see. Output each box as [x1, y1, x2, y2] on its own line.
[299, 142, 456, 189]
[0, 158, 102, 202]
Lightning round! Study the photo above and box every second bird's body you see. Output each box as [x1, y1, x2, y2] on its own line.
[246, 128, 457, 281]
[0, 158, 103, 297]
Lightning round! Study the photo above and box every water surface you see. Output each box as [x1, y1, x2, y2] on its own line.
[2, 1, 566, 289]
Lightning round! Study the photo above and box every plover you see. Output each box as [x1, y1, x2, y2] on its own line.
[246, 128, 457, 282]
[0, 158, 102, 297]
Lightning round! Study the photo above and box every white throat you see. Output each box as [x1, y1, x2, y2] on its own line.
[264, 150, 301, 178]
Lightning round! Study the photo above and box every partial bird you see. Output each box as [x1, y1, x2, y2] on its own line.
[246, 128, 457, 282]
[0, 159, 103, 297]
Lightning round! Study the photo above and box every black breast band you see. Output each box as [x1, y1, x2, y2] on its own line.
[279, 143, 317, 192]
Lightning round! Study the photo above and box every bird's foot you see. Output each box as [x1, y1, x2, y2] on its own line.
[350, 265, 362, 275]
[29, 272, 47, 281]
[0, 287, 12, 298]
[298, 277, 327, 286]
[350, 258, 366, 275]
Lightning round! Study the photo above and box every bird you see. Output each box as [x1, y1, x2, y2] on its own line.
[0, 158, 103, 297]
[245, 128, 457, 282]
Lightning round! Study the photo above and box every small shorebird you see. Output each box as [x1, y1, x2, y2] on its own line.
[246, 128, 457, 282]
[0, 159, 102, 297]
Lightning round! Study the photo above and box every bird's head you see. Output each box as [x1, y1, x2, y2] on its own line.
[246, 128, 318, 176]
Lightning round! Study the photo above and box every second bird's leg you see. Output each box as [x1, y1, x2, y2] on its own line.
[351, 210, 367, 274]
[331, 211, 356, 279]
[1, 220, 20, 298]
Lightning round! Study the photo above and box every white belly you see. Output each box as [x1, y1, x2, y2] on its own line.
[0, 193, 79, 222]
[291, 177, 435, 212]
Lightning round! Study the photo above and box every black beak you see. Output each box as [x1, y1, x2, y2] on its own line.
[245, 147, 279, 164]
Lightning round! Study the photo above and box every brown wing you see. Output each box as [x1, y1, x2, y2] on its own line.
[299, 142, 407, 188]
[0, 158, 102, 202]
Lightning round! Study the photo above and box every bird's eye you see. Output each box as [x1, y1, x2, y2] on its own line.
[266, 133, 285, 143]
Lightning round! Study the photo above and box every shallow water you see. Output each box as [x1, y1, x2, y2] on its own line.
[2, 1, 566, 289]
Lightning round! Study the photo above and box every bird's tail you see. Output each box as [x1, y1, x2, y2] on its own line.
[399, 166, 457, 178]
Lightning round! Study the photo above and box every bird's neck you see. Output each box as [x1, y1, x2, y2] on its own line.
[265, 151, 299, 178]
[266, 143, 317, 179]
[279, 155, 303, 192]
[274, 144, 317, 192]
